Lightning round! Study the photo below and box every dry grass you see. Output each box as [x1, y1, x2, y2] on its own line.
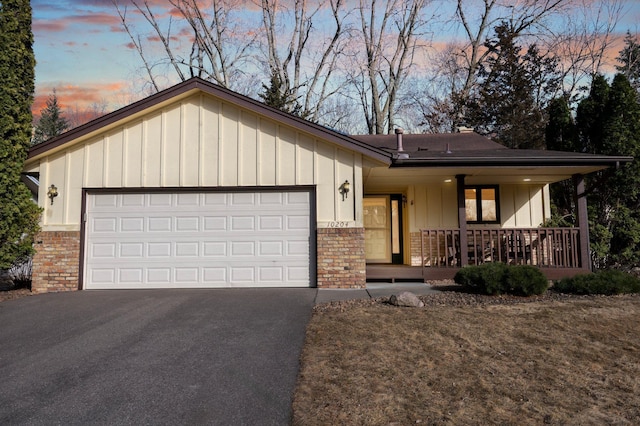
[0, 288, 32, 303]
[292, 295, 640, 425]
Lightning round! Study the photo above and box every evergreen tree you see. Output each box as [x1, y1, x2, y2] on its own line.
[32, 89, 69, 145]
[576, 74, 609, 154]
[616, 31, 640, 97]
[546, 96, 579, 152]
[0, 0, 42, 269]
[576, 74, 640, 269]
[464, 23, 560, 149]
[259, 69, 308, 119]
[545, 96, 579, 221]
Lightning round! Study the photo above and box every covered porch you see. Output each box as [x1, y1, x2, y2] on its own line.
[356, 132, 631, 284]
[367, 226, 585, 282]
[420, 226, 585, 280]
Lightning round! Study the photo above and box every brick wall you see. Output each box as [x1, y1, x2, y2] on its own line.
[317, 227, 366, 288]
[31, 231, 81, 294]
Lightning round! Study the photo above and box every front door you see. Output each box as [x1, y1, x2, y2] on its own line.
[364, 195, 403, 264]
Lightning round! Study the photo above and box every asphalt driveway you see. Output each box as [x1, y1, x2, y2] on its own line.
[0, 288, 315, 425]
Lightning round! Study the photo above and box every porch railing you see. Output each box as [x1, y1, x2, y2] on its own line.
[421, 228, 581, 272]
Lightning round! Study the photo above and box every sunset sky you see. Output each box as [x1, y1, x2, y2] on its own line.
[31, 0, 640, 121]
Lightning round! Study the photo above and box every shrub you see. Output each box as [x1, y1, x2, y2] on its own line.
[553, 270, 640, 295]
[454, 263, 508, 295]
[503, 265, 549, 296]
[454, 263, 548, 296]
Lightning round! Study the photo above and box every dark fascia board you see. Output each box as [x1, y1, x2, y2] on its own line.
[28, 77, 392, 164]
[391, 154, 634, 168]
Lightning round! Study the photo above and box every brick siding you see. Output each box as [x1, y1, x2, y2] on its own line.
[317, 227, 366, 288]
[31, 231, 81, 294]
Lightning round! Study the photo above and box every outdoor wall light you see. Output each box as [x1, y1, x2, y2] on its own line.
[339, 180, 350, 201]
[47, 184, 58, 205]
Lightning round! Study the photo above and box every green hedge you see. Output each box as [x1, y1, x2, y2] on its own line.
[553, 270, 640, 295]
[454, 263, 549, 296]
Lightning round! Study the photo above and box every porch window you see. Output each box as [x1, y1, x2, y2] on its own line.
[465, 185, 500, 224]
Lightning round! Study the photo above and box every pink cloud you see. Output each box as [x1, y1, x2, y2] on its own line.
[33, 21, 67, 33]
[33, 12, 120, 34]
[32, 81, 128, 117]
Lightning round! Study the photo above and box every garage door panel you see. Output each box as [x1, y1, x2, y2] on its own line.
[230, 216, 255, 231]
[93, 194, 118, 207]
[175, 268, 199, 282]
[148, 268, 171, 283]
[91, 269, 115, 284]
[148, 242, 171, 257]
[231, 192, 255, 205]
[85, 190, 312, 289]
[203, 267, 226, 282]
[231, 267, 254, 282]
[259, 216, 283, 230]
[230, 241, 255, 256]
[177, 193, 199, 205]
[92, 218, 117, 233]
[149, 193, 172, 206]
[175, 216, 200, 231]
[203, 242, 226, 256]
[120, 243, 144, 257]
[122, 193, 145, 206]
[203, 216, 227, 231]
[287, 216, 310, 230]
[259, 241, 283, 256]
[120, 269, 143, 283]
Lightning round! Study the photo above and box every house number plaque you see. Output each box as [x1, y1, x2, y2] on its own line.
[319, 221, 356, 228]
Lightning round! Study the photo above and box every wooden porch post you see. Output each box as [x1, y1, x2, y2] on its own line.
[573, 173, 591, 272]
[456, 174, 468, 266]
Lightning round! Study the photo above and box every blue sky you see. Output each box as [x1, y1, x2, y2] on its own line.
[31, 0, 640, 117]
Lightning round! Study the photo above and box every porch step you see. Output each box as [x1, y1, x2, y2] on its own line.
[366, 265, 424, 283]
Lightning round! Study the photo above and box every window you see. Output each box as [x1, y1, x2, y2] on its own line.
[465, 185, 499, 224]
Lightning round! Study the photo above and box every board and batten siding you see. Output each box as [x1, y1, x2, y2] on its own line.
[37, 93, 360, 230]
[406, 183, 551, 231]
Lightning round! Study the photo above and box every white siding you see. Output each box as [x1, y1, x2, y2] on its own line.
[407, 182, 548, 232]
[36, 93, 361, 230]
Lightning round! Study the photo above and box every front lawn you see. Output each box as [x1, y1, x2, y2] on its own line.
[292, 293, 640, 425]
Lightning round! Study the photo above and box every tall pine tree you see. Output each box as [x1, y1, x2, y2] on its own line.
[576, 74, 640, 269]
[0, 0, 42, 269]
[32, 89, 69, 145]
[464, 23, 560, 149]
[259, 68, 308, 119]
[616, 32, 640, 98]
[545, 96, 579, 223]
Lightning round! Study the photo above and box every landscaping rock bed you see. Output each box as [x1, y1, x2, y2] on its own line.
[314, 282, 636, 313]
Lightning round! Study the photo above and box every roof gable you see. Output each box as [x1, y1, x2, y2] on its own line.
[27, 77, 391, 164]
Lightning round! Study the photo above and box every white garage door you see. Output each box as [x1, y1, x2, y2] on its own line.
[83, 190, 312, 289]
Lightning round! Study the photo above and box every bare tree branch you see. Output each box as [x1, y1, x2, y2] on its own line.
[113, 1, 160, 92]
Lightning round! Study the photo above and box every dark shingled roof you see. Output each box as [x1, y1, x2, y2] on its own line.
[351, 133, 633, 168]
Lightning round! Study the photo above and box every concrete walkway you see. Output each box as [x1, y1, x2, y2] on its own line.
[314, 282, 440, 304]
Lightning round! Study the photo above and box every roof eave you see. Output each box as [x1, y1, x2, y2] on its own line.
[390, 155, 634, 168]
